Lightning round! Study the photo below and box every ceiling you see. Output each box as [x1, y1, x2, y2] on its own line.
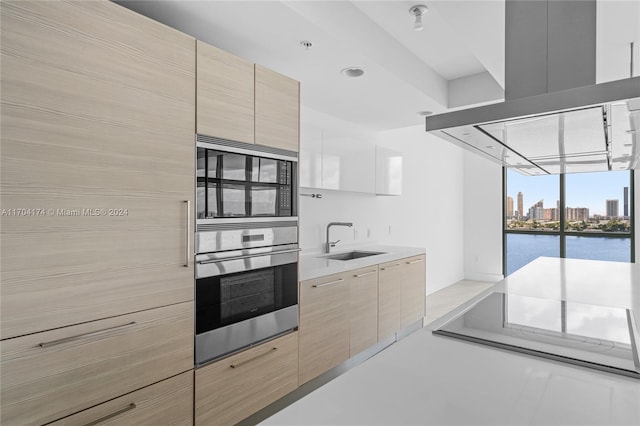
[118, 1, 637, 132]
[118, 0, 505, 131]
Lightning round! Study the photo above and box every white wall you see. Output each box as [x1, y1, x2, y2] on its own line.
[462, 150, 504, 282]
[299, 108, 465, 294]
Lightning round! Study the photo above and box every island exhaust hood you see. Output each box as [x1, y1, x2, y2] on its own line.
[425, 0, 640, 175]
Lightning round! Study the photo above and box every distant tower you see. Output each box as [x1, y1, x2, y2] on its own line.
[606, 199, 619, 218]
[517, 192, 523, 220]
[624, 187, 629, 217]
[506, 196, 514, 218]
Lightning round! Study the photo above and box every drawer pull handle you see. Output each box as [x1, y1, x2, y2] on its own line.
[38, 322, 136, 348]
[353, 270, 377, 278]
[85, 403, 136, 426]
[406, 259, 424, 265]
[312, 278, 344, 288]
[230, 347, 278, 369]
[381, 264, 400, 270]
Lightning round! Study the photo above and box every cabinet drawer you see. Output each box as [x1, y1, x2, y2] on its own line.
[298, 273, 350, 384]
[195, 331, 298, 426]
[0, 302, 193, 425]
[51, 372, 193, 426]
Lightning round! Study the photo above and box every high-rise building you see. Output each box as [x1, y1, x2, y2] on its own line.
[528, 200, 544, 220]
[624, 187, 629, 217]
[566, 207, 589, 222]
[606, 199, 619, 218]
[506, 196, 514, 218]
[517, 192, 523, 220]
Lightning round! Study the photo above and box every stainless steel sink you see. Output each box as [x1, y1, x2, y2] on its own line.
[322, 251, 386, 261]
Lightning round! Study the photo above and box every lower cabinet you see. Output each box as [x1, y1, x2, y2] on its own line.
[195, 331, 299, 426]
[298, 273, 350, 385]
[401, 255, 427, 328]
[51, 372, 193, 426]
[378, 260, 403, 340]
[349, 266, 379, 356]
[0, 302, 193, 425]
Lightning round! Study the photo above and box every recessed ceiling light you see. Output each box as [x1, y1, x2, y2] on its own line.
[417, 110, 433, 116]
[300, 40, 313, 50]
[341, 67, 364, 78]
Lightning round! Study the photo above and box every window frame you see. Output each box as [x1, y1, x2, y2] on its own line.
[502, 169, 635, 275]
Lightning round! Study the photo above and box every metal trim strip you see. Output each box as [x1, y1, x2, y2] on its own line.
[196, 134, 298, 162]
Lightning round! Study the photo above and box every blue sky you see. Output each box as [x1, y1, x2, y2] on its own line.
[506, 170, 631, 216]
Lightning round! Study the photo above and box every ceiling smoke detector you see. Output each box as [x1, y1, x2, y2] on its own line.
[409, 5, 428, 31]
[299, 40, 313, 50]
[341, 67, 365, 78]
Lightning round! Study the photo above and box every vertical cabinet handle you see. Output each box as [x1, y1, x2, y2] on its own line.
[85, 403, 136, 426]
[184, 200, 191, 267]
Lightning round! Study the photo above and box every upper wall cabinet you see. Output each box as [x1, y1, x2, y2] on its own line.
[196, 41, 254, 143]
[376, 146, 403, 196]
[255, 65, 300, 152]
[322, 129, 376, 194]
[0, 1, 195, 339]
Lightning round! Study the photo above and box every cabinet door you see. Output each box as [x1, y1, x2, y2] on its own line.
[1, 302, 193, 426]
[196, 40, 254, 143]
[299, 273, 350, 384]
[321, 129, 376, 193]
[51, 372, 193, 426]
[255, 64, 299, 152]
[0, 1, 195, 339]
[195, 332, 298, 426]
[378, 260, 402, 340]
[401, 255, 427, 328]
[349, 266, 379, 356]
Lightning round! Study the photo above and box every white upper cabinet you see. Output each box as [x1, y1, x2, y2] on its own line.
[321, 129, 376, 194]
[299, 120, 323, 189]
[375, 146, 403, 195]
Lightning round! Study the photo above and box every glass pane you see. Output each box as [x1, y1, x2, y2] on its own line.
[197, 180, 206, 219]
[565, 170, 631, 233]
[251, 186, 277, 216]
[220, 152, 246, 181]
[207, 150, 219, 179]
[197, 148, 206, 178]
[566, 236, 631, 262]
[250, 157, 278, 183]
[505, 233, 560, 275]
[221, 184, 245, 217]
[207, 182, 218, 218]
[505, 168, 559, 231]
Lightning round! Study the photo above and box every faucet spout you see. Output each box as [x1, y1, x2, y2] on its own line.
[325, 222, 353, 253]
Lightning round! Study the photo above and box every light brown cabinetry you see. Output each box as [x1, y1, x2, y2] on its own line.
[298, 272, 350, 384]
[349, 266, 379, 356]
[51, 372, 193, 426]
[195, 332, 299, 426]
[196, 40, 255, 143]
[378, 260, 403, 340]
[0, 302, 194, 426]
[0, 0, 195, 339]
[401, 255, 427, 328]
[255, 64, 300, 152]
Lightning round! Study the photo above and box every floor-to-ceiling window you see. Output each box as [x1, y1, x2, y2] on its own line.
[503, 169, 634, 275]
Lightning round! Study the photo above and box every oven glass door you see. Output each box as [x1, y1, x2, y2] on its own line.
[196, 262, 298, 335]
[196, 148, 294, 219]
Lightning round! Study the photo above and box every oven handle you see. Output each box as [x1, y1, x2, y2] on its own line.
[197, 248, 301, 265]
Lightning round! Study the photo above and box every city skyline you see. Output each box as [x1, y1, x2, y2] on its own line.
[506, 170, 631, 217]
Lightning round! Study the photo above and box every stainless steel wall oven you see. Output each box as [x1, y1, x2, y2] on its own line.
[194, 136, 299, 366]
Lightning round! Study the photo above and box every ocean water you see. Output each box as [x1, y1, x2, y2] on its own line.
[505, 233, 632, 275]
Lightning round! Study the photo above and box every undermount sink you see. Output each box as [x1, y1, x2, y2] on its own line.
[323, 251, 386, 261]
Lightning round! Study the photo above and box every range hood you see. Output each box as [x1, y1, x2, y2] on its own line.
[425, 0, 640, 175]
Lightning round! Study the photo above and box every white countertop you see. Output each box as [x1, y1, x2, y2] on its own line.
[299, 245, 426, 281]
[262, 257, 640, 426]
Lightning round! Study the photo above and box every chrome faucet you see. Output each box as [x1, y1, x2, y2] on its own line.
[325, 222, 353, 253]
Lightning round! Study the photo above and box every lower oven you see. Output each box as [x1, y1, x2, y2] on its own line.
[195, 244, 299, 366]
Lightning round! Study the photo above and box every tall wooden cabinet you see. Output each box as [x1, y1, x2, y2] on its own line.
[1, 2, 195, 424]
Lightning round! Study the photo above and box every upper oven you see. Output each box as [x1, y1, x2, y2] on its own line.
[196, 135, 297, 220]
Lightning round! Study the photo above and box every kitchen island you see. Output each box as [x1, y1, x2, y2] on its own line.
[261, 257, 640, 425]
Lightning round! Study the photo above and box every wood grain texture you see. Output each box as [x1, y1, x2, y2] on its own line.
[378, 260, 402, 341]
[0, 1, 195, 338]
[0, 302, 194, 426]
[50, 372, 193, 426]
[298, 272, 350, 384]
[196, 40, 254, 143]
[195, 332, 298, 426]
[401, 255, 427, 328]
[255, 64, 299, 152]
[349, 266, 379, 356]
